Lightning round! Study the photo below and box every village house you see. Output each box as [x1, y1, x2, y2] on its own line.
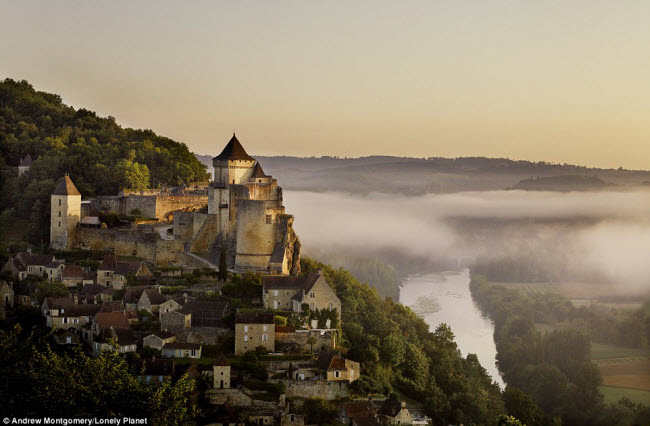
[53, 328, 80, 345]
[377, 398, 413, 425]
[162, 342, 202, 358]
[123, 286, 158, 311]
[340, 401, 378, 426]
[158, 295, 188, 317]
[262, 270, 341, 325]
[61, 265, 85, 287]
[131, 357, 175, 383]
[137, 288, 166, 314]
[160, 308, 192, 333]
[97, 254, 154, 289]
[13, 281, 37, 306]
[143, 330, 176, 351]
[42, 297, 100, 330]
[281, 412, 305, 426]
[78, 283, 106, 303]
[213, 353, 231, 389]
[90, 311, 136, 355]
[1, 250, 58, 281]
[234, 312, 276, 356]
[1, 280, 14, 309]
[317, 352, 360, 383]
[44, 261, 65, 282]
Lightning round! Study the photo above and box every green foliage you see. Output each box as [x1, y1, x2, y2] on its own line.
[218, 246, 228, 281]
[0, 325, 196, 424]
[0, 78, 209, 244]
[301, 258, 505, 424]
[35, 281, 68, 304]
[301, 397, 339, 425]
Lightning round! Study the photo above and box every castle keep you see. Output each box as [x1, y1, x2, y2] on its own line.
[51, 135, 301, 275]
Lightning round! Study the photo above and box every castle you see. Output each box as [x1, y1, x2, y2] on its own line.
[50, 135, 301, 275]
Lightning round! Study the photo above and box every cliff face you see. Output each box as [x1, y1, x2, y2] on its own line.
[278, 214, 301, 276]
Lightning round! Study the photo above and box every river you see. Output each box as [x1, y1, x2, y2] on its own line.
[399, 269, 504, 388]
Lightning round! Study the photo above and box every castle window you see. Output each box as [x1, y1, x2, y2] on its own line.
[262, 334, 268, 342]
[244, 325, 248, 332]
[59, 199, 61, 206]
[265, 214, 272, 224]
[58, 211, 61, 217]
[243, 335, 248, 342]
[58, 221, 61, 227]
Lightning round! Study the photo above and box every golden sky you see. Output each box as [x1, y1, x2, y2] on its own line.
[2, 1, 649, 169]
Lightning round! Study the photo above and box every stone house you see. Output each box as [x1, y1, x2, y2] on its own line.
[61, 265, 85, 287]
[143, 330, 176, 351]
[92, 311, 131, 336]
[183, 301, 231, 327]
[1, 281, 14, 309]
[97, 254, 154, 289]
[93, 327, 137, 355]
[78, 283, 106, 303]
[1, 257, 28, 281]
[137, 288, 166, 314]
[247, 411, 275, 425]
[44, 261, 65, 282]
[234, 312, 276, 355]
[262, 270, 341, 324]
[213, 353, 231, 389]
[13, 282, 37, 306]
[317, 352, 360, 383]
[131, 357, 175, 383]
[158, 296, 187, 318]
[123, 285, 153, 310]
[161, 308, 192, 333]
[42, 297, 100, 330]
[377, 398, 413, 425]
[1, 251, 57, 281]
[340, 401, 378, 426]
[53, 328, 80, 345]
[162, 342, 202, 358]
[281, 412, 305, 426]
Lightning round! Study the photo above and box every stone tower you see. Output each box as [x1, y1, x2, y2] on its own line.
[50, 175, 81, 250]
[212, 353, 231, 389]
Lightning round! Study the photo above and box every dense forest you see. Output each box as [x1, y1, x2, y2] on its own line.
[0, 78, 209, 245]
[470, 275, 650, 425]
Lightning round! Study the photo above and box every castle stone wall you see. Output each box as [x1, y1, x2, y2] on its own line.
[235, 200, 276, 271]
[283, 380, 349, 399]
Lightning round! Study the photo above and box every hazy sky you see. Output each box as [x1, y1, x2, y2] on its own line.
[2, 1, 649, 168]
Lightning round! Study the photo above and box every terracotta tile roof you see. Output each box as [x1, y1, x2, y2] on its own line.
[213, 134, 255, 162]
[275, 326, 296, 333]
[52, 175, 80, 196]
[235, 312, 275, 324]
[99, 301, 124, 312]
[317, 351, 347, 371]
[62, 265, 84, 279]
[96, 312, 130, 330]
[345, 401, 376, 419]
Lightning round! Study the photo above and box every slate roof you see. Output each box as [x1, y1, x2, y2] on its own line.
[95, 312, 130, 330]
[98, 255, 118, 271]
[99, 301, 124, 312]
[52, 175, 81, 196]
[378, 399, 404, 417]
[250, 162, 268, 179]
[317, 351, 348, 371]
[213, 134, 255, 162]
[80, 284, 104, 295]
[262, 272, 321, 291]
[270, 243, 286, 264]
[19, 154, 34, 166]
[62, 265, 84, 279]
[115, 261, 144, 276]
[63, 304, 101, 317]
[141, 288, 165, 305]
[183, 301, 230, 327]
[235, 312, 275, 324]
[13, 281, 37, 296]
[97, 327, 136, 345]
[123, 286, 151, 304]
[151, 330, 175, 340]
[214, 353, 230, 367]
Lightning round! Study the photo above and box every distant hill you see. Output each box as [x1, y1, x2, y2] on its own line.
[511, 175, 613, 191]
[196, 153, 650, 194]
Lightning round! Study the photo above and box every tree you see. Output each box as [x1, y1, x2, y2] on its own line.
[35, 281, 68, 304]
[114, 159, 150, 191]
[218, 246, 228, 281]
[503, 386, 542, 426]
[306, 336, 317, 356]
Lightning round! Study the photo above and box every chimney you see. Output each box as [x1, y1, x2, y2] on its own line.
[401, 401, 406, 408]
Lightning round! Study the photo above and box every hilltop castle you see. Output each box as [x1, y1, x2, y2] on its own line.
[50, 135, 301, 275]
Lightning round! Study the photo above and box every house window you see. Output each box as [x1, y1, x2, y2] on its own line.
[263, 325, 267, 331]
[244, 325, 248, 332]
[244, 335, 248, 342]
[190, 350, 196, 357]
[265, 214, 272, 224]
[310, 292, 315, 299]
[262, 334, 268, 342]
[328, 303, 333, 310]
[105, 272, 110, 277]
[273, 290, 278, 296]
[335, 371, 340, 378]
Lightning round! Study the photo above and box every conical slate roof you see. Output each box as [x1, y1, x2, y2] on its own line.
[19, 154, 34, 166]
[52, 175, 81, 196]
[214, 134, 255, 162]
[250, 162, 268, 179]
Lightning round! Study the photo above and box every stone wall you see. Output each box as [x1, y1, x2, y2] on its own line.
[283, 380, 349, 399]
[235, 200, 276, 270]
[92, 194, 207, 221]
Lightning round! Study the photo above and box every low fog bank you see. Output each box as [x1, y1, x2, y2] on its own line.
[284, 190, 650, 296]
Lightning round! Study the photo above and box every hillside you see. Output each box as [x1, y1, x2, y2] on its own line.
[0, 78, 209, 244]
[511, 175, 613, 191]
[197, 154, 650, 194]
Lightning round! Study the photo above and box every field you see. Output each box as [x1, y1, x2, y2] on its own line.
[599, 386, 650, 405]
[592, 343, 650, 360]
